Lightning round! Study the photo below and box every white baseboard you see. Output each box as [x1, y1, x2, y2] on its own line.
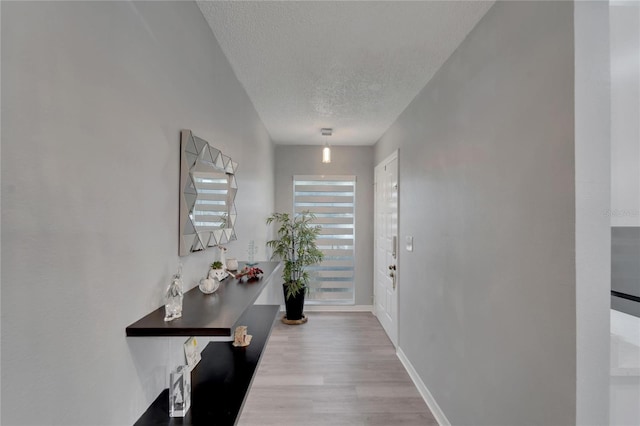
[397, 348, 451, 426]
[303, 305, 374, 312]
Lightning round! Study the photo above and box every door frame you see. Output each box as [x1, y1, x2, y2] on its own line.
[373, 149, 399, 347]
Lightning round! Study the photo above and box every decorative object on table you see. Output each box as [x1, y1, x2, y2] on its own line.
[179, 129, 238, 256]
[246, 240, 258, 266]
[216, 245, 227, 268]
[169, 365, 191, 417]
[184, 337, 201, 371]
[198, 275, 220, 294]
[164, 263, 184, 322]
[235, 266, 263, 281]
[208, 267, 228, 283]
[226, 257, 239, 271]
[232, 325, 252, 347]
[266, 212, 323, 323]
[208, 259, 229, 282]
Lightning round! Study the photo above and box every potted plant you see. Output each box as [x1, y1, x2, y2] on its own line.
[266, 212, 324, 322]
[208, 261, 227, 282]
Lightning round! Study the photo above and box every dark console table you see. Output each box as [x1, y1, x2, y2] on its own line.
[133, 304, 279, 425]
[127, 261, 282, 425]
[126, 261, 281, 337]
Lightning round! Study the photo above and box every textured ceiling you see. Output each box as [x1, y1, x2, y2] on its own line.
[197, 1, 494, 146]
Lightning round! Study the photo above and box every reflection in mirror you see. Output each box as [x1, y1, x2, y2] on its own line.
[179, 130, 238, 256]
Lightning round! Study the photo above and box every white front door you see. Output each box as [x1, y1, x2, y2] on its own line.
[374, 151, 398, 347]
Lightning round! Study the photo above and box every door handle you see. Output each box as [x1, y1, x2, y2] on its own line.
[388, 264, 397, 289]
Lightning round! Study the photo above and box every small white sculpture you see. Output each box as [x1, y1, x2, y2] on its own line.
[217, 245, 227, 269]
[226, 258, 239, 271]
[198, 276, 219, 294]
[208, 268, 228, 282]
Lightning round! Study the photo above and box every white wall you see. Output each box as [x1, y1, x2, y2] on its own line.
[609, 4, 640, 425]
[609, 1, 640, 317]
[273, 145, 374, 306]
[574, 2, 611, 424]
[1, 2, 274, 424]
[375, 2, 577, 425]
[610, 1, 640, 228]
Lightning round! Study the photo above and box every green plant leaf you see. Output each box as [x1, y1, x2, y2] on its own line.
[266, 211, 324, 300]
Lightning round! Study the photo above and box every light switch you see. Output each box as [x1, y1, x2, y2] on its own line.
[406, 236, 413, 252]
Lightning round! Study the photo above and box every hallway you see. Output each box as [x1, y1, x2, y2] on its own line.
[239, 312, 436, 425]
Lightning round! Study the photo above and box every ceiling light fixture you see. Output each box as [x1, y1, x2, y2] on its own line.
[321, 128, 332, 164]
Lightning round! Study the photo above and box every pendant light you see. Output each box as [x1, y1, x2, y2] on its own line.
[321, 128, 332, 163]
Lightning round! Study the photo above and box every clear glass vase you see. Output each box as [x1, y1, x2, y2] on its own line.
[169, 365, 190, 417]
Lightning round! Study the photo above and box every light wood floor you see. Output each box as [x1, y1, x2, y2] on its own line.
[238, 312, 437, 426]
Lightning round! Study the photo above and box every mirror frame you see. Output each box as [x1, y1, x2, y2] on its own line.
[179, 129, 238, 256]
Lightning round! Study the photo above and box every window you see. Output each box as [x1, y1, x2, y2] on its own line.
[293, 175, 356, 304]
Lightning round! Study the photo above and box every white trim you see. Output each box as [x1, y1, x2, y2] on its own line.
[294, 174, 357, 181]
[397, 348, 450, 426]
[373, 149, 400, 347]
[303, 305, 374, 312]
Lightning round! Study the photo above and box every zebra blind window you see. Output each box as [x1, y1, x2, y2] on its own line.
[294, 175, 356, 304]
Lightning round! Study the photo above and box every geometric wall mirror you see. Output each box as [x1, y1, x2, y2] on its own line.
[179, 129, 238, 256]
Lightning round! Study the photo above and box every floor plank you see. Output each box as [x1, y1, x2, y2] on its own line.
[238, 312, 437, 426]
